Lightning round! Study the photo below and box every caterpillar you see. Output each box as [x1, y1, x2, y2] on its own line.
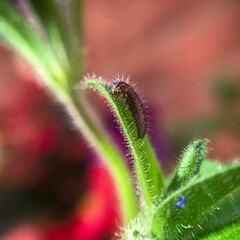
[110, 80, 146, 139]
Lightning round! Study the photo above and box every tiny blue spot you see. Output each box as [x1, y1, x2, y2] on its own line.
[175, 195, 187, 208]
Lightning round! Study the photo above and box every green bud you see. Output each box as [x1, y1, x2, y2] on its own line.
[166, 139, 207, 193]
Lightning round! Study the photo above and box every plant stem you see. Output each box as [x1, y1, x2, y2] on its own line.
[85, 79, 165, 206]
[0, 0, 137, 224]
[62, 92, 137, 224]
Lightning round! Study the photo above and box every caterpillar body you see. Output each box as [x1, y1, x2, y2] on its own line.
[110, 80, 146, 139]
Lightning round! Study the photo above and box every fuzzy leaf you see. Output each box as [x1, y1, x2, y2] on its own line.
[0, 1, 69, 95]
[151, 161, 240, 239]
[28, 0, 70, 67]
[85, 77, 164, 206]
[160, 159, 232, 238]
[188, 188, 240, 239]
[0, 1, 136, 225]
[65, 0, 84, 83]
[185, 160, 240, 239]
[201, 223, 240, 240]
[28, 0, 84, 83]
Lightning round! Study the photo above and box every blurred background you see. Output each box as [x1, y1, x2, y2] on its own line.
[1, 0, 240, 239]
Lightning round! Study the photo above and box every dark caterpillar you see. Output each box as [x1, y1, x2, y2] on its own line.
[110, 80, 146, 139]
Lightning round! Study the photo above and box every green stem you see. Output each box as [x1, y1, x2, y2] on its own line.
[63, 92, 137, 224]
[0, 0, 137, 224]
[85, 78, 165, 206]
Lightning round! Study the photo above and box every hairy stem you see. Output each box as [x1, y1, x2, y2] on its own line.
[85, 78, 165, 206]
[63, 92, 138, 224]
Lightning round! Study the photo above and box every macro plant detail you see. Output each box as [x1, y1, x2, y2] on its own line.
[109, 80, 147, 140]
[0, 1, 240, 239]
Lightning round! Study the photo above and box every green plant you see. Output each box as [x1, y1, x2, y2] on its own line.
[0, 1, 240, 239]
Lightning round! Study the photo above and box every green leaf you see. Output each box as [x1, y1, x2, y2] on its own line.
[190, 188, 240, 239]
[63, 95, 138, 224]
[28, 0, 84, 84]
[166, 139, 207, 194]
[0, 2, 137, 224]
[68, 0, 84, 81]
[0, 1, 69, 96]
[185, 160, 240, 239]
[201, 223, 240, 240]
[84, 77, 164, 206]
[151, 161, 240, 239]
[28, 0, 70, 67]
